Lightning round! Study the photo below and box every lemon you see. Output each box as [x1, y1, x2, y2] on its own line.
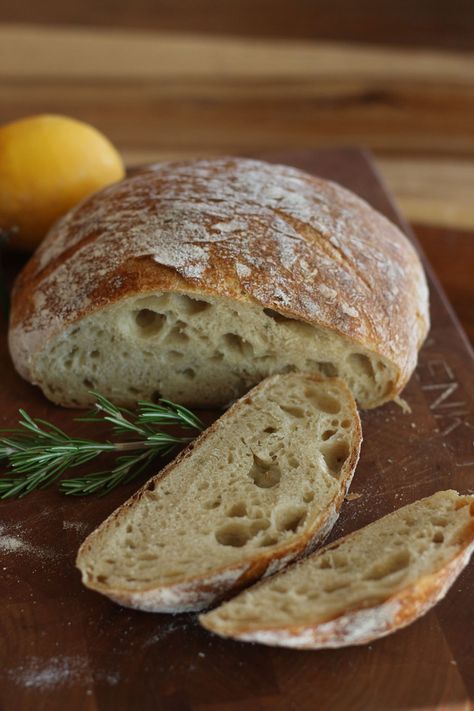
[0, 114, 125, 251]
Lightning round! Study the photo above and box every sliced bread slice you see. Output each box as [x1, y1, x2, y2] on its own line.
[199, 490, 474, 648]
[76, 373, 362, 612]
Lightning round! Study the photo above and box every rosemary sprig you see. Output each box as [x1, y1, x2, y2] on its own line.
[0, 393, 204, 499]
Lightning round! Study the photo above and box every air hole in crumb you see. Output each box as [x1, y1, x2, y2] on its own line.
[321, 439, 350, 475]
[303, 491, 314, 503]
[341, 419, 351, 429]
[271, 583, 288, 594]
[180, 368, 196, 379]
[322, 429, 337, 441]
[248, 454, 281, 489]
[204, 497, 221, 510]
[215, 523, 251, 547]
[280, 404, 305, 418]
[323, 580, 351, 593]
[365, 549, 410, 581]
[432, 515, 449, 527]
[348, 353, 375, 381]
[83, 378, 94, 389]
[227, 502, 247, 518]
[259, 535, 278, 547]
[317, 362, 339, 377]
[275, 505, 307, 533]
[264, 426, 277, 434]
[319, 557, 332, 569]
[433, 531, 444, 543]
[222, 333, 254, 358]
[168, 350, 184, 361]
[134, 309, 166, 336]
[178, 295, 211, 315]
[97, 575, 108, 584]
[333, 552, 349, 568]
[305, 388, 341, 414]
[263, 308, 296, 324]
[90, 350, 100, 359]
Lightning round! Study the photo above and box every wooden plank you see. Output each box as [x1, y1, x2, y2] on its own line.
[1, 25, 474, 229]
[0, 148, 473, 710]
[0, 0, 473, 51]
[1, 25, 473, 81]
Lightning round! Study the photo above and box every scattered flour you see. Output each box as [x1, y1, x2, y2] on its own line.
[0, 523, 58, 560]
[142, 617, 192, 647]
[62, 520, 89, 536]
[7, 656, 87, 689]
[7, 655, 122, 690]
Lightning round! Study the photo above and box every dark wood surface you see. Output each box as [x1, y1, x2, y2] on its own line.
[1, 148, 473, 711]
[1, 0, 473, 51]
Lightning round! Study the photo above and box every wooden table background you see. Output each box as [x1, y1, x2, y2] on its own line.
[0, 0, 473, 342]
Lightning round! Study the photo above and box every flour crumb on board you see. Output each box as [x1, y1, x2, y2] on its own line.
[345, 492, 362, 501]
[7, 656, 87, 689]
[143, 616, 194, 647]
[63, 520, 89, 536]
[0, 523, 58, 560]
[7, 655, 122, 690]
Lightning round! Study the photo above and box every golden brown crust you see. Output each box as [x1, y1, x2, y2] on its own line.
[76, 373, 362, 613]
[9, 158, 429, 398]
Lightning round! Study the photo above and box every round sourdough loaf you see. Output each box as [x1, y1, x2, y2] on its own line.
[9, 157, 429, 408]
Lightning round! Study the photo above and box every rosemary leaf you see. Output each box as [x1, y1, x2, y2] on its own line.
[0, 393, 204, 499]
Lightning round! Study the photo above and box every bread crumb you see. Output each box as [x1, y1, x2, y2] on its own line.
[394, 396, 411, 414]
[345, 492, 362, 501]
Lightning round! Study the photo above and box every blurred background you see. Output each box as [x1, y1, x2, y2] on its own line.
[0, 0, 473, 339]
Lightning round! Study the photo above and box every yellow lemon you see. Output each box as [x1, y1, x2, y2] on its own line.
[0, 114, 125, 251]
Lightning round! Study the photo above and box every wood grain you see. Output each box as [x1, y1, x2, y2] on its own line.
[1, 24, 474, 231]
[0, 0, 473, 51]
[0, 148, 473, 710]
[415, 223, 474, 345]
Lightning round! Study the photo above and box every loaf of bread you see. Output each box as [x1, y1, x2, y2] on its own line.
[76, 373, 361, 612]
[200, 490, 474, 648]
[9, 158, 429, 409]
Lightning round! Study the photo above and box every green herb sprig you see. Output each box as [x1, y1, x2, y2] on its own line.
[0, 393, 204, 499]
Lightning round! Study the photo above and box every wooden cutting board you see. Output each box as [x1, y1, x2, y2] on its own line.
[0, 148, 473, 711]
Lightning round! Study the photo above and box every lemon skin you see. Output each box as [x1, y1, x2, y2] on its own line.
[0, 114, 125, 251]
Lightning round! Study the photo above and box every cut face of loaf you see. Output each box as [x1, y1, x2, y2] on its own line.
[9, 158, 429, 410]
[200, 490, 474, 648]
[36, 290, 397, 409]
[76, 373, 362, 613]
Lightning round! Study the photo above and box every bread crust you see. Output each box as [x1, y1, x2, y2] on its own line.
[9, 158, 429, 402]
[200, 498, 474, 648]
[76, 373, 362, 613]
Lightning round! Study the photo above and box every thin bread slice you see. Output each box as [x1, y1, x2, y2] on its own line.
[199, 490, 474, 648]
[76, 373, 362, 612]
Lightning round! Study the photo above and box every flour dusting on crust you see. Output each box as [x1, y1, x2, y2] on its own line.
[9, 158, 429, 388]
